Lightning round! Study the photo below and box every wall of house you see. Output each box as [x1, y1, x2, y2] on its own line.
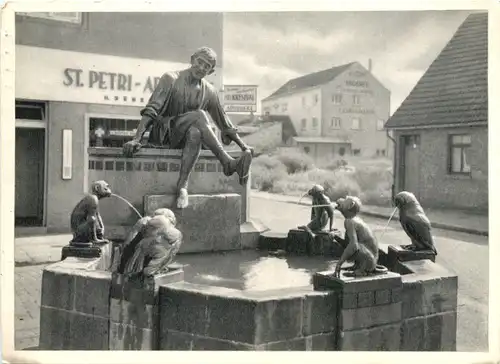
[261, 87, 322, 138]
[321, 62, 391, 157]
[393, 126, 488, 211]
[15, 12, 223, 67]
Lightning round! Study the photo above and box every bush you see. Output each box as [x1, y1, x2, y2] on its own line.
[250, 152, 393, 207]
[251, 155, 288, 192]
[272, 148, 315, 174]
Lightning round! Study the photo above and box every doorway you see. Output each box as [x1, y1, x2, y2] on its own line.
[399, 134, 420, 198]
[15, 127, 46, 226]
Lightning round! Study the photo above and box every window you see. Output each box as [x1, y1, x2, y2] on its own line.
[330, 117, 341, 129]
[282, 103, 288, 112]
[377, 119, 385, 131]
[449, 134, 471, 174]
[332, 94, 342, 104]
[381, 149, 386, 156]
[301, 118, 307, 131]
[302, 96, 306, 107]
[352, 149, 361, 156]
[313, 94, 319, 105]
[339, 147, 346, 156]
[312, 117, 318, 129]
[353, 95, 361, 105]
[351, 118, 361, 130]
[17, 12, 82, 24]
[304, 146, 310, 154]
[89, 116, 142, 148]
[15, 101, 46, 120]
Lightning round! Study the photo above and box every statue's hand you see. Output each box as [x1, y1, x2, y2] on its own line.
[123, 140, 142, 157]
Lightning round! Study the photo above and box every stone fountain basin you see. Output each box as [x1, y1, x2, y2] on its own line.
[38, 241, 458, 351]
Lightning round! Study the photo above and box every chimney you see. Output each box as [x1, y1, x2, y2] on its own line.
[368, 58, 373, 73]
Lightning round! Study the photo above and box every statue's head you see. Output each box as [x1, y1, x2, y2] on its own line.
[393, 191, 418, 209]
[336, 195, 362, 218]
[91, 180, 112, 199]
[153, 208, 177, 226]
[307, 184, 325, 197]
[190, 46, 217, 79]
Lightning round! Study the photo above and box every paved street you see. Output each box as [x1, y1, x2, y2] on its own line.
[249, 196, 489, 352]
[14, 196, 488, 351]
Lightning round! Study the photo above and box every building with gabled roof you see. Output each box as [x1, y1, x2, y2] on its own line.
[261, 61, 391, 162]
[385, 12, 488, 211]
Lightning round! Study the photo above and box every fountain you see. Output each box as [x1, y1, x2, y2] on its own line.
[37, 47, 456, 350]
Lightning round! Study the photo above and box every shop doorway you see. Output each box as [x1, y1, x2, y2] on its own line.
[15, 101, 47, 227]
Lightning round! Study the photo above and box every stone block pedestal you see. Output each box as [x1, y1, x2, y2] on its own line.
[144, 193, 241, 254]
[388, 245, 436, 267]
[109, 268, 184, 350]
[313, 270, 403, 351]
[286, 229, 343, 257]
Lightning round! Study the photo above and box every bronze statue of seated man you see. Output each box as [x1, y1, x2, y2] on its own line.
[122, 46, 253, 210]
[70, 180, 112, 245]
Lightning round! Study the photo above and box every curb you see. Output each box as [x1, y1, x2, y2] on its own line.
[251, 192, 488, 237]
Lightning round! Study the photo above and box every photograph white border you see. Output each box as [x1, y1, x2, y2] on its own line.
[1, 0, 499, 363]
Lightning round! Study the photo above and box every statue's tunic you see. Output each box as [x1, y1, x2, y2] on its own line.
[140, 69, 237, 148]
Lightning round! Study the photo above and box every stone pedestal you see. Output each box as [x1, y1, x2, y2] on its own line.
[61, 242, 104, 261]
[313, 270, 403, 351]
[286, 229, 343, 257]
[144, 193, 241, 253]
[387, 245, 436, 267]
[109, 268, 184, 350]
[258, 231, 288, 251]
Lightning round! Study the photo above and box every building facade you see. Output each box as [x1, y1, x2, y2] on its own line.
[385, 12, 488, 211]
[261, 61, 391, 163]
[14, 12, 223, 233]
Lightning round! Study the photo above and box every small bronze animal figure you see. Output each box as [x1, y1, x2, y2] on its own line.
[333, 196, 387, 278]
[121, 209, 183, 278]
[394, 191, 437, 255]
[70, 180, 112, 244]
[298, 184, 335, 235]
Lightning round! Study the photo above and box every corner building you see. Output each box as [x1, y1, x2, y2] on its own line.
[14, 12, 223, 233]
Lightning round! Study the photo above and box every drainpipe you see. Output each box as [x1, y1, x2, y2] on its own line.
[386, 129, 396, 201]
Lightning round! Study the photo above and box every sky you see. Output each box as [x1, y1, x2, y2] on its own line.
[222, 10, 477, 115]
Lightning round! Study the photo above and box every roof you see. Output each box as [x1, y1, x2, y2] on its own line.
[293, 136, 351, 144]
[262, 62, 355, 101]
[385, 12, 488, 129]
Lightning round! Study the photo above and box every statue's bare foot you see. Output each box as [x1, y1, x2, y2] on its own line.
[176, 188, 189, 209]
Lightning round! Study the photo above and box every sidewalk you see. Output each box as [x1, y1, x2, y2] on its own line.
[251, 190, 489, 237]
[15, 234, 71, 266]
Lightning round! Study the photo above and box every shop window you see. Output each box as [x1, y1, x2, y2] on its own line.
[304, 146, 310, 154]
[449, 134, 472, 175]
[339, 147, 346, 156]
[89, 116, 142, 148]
